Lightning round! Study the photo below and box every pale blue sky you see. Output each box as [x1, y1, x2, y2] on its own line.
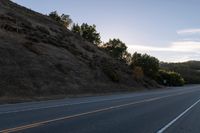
[13, 0, 200, 62]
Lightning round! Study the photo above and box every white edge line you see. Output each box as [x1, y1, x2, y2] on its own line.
[0, 93, 195, 133]
[1, 91, 200, 132]
[157, 98, 200, 133]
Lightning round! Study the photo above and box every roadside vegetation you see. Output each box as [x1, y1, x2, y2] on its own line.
[160, 61, 200, 84]
[48, 11, 185, 87]
[156, 69, 185, 86]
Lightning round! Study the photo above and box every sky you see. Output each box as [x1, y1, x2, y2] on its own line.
[12, 0, 200, 62]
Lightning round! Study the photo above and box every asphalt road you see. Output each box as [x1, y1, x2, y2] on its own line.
[0, 85, 200, 133]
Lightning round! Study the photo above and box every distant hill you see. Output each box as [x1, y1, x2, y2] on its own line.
[160, 61, 200, 84]
[0, 0, 159, 99]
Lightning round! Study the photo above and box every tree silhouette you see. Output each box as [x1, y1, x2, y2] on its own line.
[61, 14, 72, 28]
[49, 11, 61, 21]
[71, 23, 101, 45]
[49, 11, 72, 28]
[103, 39, 127, 59]
[131, 52, 159, 78]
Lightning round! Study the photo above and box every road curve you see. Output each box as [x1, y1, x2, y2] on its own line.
[0, 85, 200, 133]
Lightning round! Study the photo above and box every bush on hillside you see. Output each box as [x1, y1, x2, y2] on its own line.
[49, 11, 72, 28]
[71, 23, 101, 45]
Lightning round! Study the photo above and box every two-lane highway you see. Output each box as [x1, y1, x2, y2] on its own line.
[0, 85, 200, 133]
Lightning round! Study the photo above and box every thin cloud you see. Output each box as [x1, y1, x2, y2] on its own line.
[177, 28, 200, 34]
[128, 41, 200, 53]
[171, 41, 200, 52]
[127, 41, 200, 62]
[128, 45, 173, 52]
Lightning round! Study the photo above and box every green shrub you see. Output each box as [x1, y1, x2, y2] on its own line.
[160, 61, 200, 84]
[157, 69, 185, 86]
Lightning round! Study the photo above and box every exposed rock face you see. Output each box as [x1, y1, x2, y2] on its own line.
[0, 0, 155, 97]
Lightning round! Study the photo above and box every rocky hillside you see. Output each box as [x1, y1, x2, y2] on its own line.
[0, 0, 157, 98]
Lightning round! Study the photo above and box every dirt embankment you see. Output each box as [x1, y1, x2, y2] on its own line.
[0, 0, 159, 101]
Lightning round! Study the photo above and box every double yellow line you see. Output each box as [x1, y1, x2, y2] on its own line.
[0, 90, 199, 133]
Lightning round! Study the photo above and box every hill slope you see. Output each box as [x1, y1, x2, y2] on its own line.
[160, 61, 200, 84]
[0, 0, 158, 98]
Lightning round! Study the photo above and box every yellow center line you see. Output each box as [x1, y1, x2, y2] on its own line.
[0, 90, 199, 133]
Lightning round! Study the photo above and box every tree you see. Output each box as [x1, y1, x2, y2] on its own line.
[130, 52, 142, 68]
[49, 11, 72, 28]
[71, 23, 101, 45]
[103, 39, 127, 59]
[60, 14, 72, 28]
[49, 11, 61, 21]
[131, 53, 159, 78]
[71, 24, 81, 35]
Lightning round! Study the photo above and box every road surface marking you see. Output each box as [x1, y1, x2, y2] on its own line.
[1, 87, 200, 115]
[1, 86, 199, 115]
[0, 91, 198, 133]
[0, 94, 147, 115]
[157, 98, 200, 133]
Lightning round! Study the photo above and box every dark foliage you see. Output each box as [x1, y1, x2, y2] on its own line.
[49, 11, 72, 28]
[156, 69, 185, 86]
[71, 23, 101, 45]
[160, 61, 200, 84]
[130, 52, 159, 79]
[102, 39, 127, 60]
